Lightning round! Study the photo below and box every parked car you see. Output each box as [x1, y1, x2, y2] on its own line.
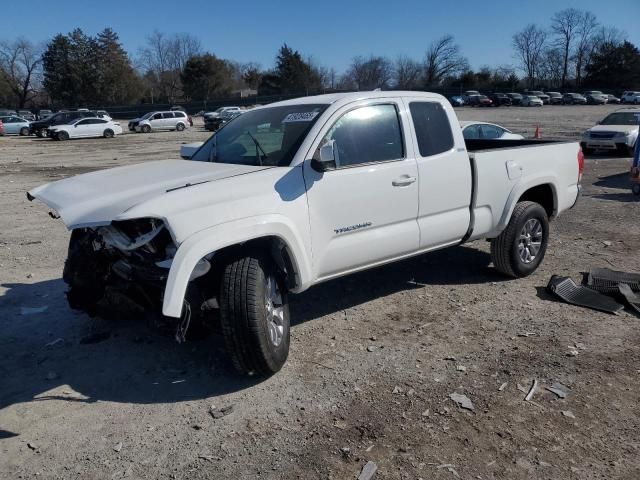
[546, 92, 564, 105]
[129, 111, 189, 133]
[584, 91, 608, 105]
[17, 110, 36, 121]
[204, 110, 242, 131]
[49, 118, 123, 141]
[488, 93, 512, 107]
[521, 95, 543, 107]
[38, 109, 53, 120]
[467, 94, 493, 107]
[528, 91, 550, 104]
[621, 91, 640, 104]
[28, 91, 582, 375]
[460, 121, 524, 140]
[96, 110, 112, 121]
[448, 96, 464, 107]
[607, 94, 621, 104]
[580, 108, 640, 155]
[29, 110, 98, 137]
[506, 93, 523, 105]
[203, 106, 242, 121]
[563, 93, 587, 105]
[0, 115, 31, 135]
[0, 109, 17, 116]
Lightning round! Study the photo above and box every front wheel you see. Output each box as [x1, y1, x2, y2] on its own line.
[36, 128, 46, 138]
[219, 251, 290, 375]
[57, 131, 69, 141]
[141, 124, 151, 133]
[491, 201, 549, 278]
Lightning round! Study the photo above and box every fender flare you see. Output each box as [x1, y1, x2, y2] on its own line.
[162, 214, 312, 318]
[497, 175, 558, 232]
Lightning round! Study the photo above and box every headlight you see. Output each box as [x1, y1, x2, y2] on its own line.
[615, 132, 631, 138]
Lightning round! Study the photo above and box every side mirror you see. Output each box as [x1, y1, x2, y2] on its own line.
[311, 140, 338, 172]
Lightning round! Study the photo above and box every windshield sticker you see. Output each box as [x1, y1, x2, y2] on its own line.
[282, 112, 319, 123]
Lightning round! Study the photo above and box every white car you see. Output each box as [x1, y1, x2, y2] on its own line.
[622, 92, 640, 104]
[29, 91, 581, 375]
[521, 95, 543, 107]
[460, 121, 524, 140]
[129, 111, 189, 133]
[49, 118, 123, 140]
[580, 108, 640, 155]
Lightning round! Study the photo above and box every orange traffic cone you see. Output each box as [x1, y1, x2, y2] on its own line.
[534, 125, 541, 138]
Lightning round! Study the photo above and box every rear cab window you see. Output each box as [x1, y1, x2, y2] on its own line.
[409, 102, 454, 156]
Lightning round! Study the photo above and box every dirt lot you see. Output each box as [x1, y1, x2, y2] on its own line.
[1, 104, 639, 480]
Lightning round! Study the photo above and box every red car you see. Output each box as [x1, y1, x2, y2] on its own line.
[0, 119, 4, 136]
[467, 94, 493, 107]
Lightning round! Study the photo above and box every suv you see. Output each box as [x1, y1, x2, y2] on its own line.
[563, 93, 587, 105]
[622, 92, 640, 104]
[581, 108, 640, 156]
[129, 111, 189, 133]
[29, 110, 98, 137]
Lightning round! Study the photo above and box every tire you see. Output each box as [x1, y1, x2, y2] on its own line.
[176, 123, 185, 132]
[57, 131, 69, 141]
[141, 124, 151, 133]
[219, 250, 290, 375]
[19, 127, 29, 136]
[632, 184, 640, 196]
[491, 201, 549, 278]
[103, 129, 114, 138]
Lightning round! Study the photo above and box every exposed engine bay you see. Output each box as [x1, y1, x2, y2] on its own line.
[63, 218, 214, 341]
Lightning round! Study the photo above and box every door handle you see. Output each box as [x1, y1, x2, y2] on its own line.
[392, 175, 417, 187]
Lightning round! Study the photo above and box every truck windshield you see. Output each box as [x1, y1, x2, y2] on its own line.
[196, 104, 328, 167]
[600, 113, 640, 126]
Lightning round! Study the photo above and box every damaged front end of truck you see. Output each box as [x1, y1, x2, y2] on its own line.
[62, 218, 213, 341]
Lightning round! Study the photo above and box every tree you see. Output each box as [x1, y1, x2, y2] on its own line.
[584, 40, 640, 89]
[268, 44, 321, 94]
[0, 38, 43, 107]
[394, 55, 422, 89]
[551, 8, 582, 87]
[95, 28, 141, 105]
[512, 24, 547, 88]
[181, 53, 232, 101]
[138, 31, 201, 102]
[539, 47, 564, 88]
[423, 35, 468, 87]
[574, 11, 598, 86]
[343, 55, 393, 90]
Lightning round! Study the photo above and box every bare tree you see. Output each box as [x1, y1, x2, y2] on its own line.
[512, 24, 547, 88]
[138, 31, 201, 102]
[423, 35, 468, 87]
[551, 8, 582, 87]
[394, 55, 422, 89]
[0, 38, 43, 107]
[344, 55, 393, 90]
[574, 11, 598, 86]
[539, 47, 565, 88]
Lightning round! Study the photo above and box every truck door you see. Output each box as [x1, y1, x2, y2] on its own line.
[302, 100, 420, 280]
[402, 98, 472, 248]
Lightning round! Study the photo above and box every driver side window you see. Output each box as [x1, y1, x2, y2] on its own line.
[316, 104, 404, 167]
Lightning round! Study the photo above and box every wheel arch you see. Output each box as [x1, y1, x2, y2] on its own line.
[162, 217, 311, 318]
[497, 180, 558, 233]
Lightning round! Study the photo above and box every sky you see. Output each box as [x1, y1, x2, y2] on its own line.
[2, 0, 639, 74]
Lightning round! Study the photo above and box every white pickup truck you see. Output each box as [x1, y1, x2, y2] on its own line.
[28, 91, 582, 375]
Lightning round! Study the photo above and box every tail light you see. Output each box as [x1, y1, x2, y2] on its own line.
[577, 147, 585, 184]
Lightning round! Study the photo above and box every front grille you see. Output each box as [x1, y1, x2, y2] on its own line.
[590, 132, 616, 139]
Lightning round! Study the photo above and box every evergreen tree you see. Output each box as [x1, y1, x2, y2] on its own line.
[584, 41, 640, 89]
[181, 53, 232, 101]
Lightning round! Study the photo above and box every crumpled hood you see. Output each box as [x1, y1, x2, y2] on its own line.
[587, 124, 639, 135]
[28, 159, 271, 229]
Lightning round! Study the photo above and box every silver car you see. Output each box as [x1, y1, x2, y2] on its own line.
[0, 115, 31, 135]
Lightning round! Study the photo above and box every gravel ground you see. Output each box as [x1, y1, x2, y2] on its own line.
[1, 104, 639, 480]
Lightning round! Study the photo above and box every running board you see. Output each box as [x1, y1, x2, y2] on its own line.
[547, 275, 624, 314]
[582, 268, 640, 294]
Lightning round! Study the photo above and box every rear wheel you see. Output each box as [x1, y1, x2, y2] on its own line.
[176, 123, 185, 132]
[491, 201, 549, 278]
[141, 124, 151, 133]
[103, 129, 114, 138]
[219, 250, 290, 375]
[19, 127, 29, 136]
